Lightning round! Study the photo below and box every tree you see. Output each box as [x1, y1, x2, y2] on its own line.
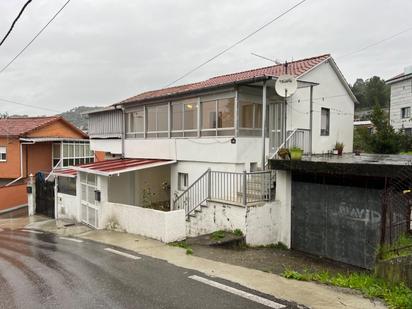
[350, 76, 390, 111]
[355, 105, 401, 154]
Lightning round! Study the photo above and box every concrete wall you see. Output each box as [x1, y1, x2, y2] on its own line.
[186, 200, 285, 246]
[101, 202, 186, 243]
[389, 78, 412, 130]
[57, 193, 78, 220]
[90, 139, 122, 155]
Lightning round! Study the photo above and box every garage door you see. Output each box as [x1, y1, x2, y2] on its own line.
[291, 175, 383, 269]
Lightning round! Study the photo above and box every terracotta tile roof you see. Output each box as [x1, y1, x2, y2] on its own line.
[120, 54, 331, 105]
[0, 116, 61, 137]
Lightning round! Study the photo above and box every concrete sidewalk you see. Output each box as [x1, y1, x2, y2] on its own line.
[26, 220, 386, 309]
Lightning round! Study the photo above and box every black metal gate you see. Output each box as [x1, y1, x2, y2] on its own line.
[291, 173, 384, 269]
[35, 173, 55, 218]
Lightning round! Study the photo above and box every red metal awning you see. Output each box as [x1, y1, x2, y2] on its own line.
[52, 168, 77, 178]
[72, 158, 175, 176]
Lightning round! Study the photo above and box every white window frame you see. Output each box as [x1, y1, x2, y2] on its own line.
[178, 172, 189, 191]
[401, 107, 411, 119]
[171, 100, 199, 137]
[146, 104, 169, 138]
[201, 97, 235, 136]
[0, 146, 6, 162]
[53, 141, 94, 168]
[320, 107, 330, 136]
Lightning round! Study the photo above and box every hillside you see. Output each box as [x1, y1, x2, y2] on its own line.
[59, 106, 101, 130]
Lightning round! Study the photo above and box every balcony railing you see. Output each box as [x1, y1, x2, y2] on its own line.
[173, 169, 273, 218]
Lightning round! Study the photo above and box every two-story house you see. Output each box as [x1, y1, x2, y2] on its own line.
[48, 54, 356, 240]
[0, 116, 91, 215]
[387, 66, 412, 133]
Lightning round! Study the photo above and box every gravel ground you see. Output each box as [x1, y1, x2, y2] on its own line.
[187, 234, 362, 275]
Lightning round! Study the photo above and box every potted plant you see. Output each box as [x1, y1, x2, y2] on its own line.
[334, 142, 344, 156]
[289, 147, 303, 160]
[278, 147, 290, 160]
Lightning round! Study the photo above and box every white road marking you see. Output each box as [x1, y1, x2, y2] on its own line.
[104, 248, 141, 260]
[189, 275, 285, 309]
[21, 229, 43, 234]
[60, 237, 84, 243]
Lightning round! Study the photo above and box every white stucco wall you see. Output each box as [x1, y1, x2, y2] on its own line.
[290, 60, 355, 153]
[57, 193, 78, 220]
[100, 202, 186, 243]
[90, 139, 122, 155]
[186, 200, 285, 246]
[389, 78, 412, 130]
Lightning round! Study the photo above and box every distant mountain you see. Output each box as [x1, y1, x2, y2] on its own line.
[59, 106, 101, 130]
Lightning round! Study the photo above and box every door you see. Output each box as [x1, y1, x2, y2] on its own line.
[269, 102, 284, 154]
[291, 175, 383, 269]
[35, 173, 55, 218]
[80, 173, 99, 228]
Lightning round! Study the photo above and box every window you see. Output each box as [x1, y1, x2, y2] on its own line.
[171, 99, 198, 137]
[201, 97, 235, 136]
[80, 173, 97, 205]
[126, 107, 144, 138]
[239, 101, 262, 129]
[178, 173, 189, 190]
[0, 146, 6, 162]
[54, 142, 94, 168]
[401, 107, 411, 119]
[321, 108, 330, 136]
[405, 128, 412, 135]
[147, 104, 169, 138]
[58, 177, 76, 196]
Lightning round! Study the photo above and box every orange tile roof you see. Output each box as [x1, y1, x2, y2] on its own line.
[120, 54, 330, 105]
[0, 116, 61, 137]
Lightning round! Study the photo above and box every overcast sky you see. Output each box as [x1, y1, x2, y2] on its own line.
[0, 0, 411, 116]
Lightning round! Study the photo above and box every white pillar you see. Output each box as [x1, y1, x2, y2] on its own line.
[27, 174, 35, 216]
[275, 170, 292, 247]
[261, 81, 267, 169]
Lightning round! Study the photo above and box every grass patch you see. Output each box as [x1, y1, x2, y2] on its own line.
[256, 242, 289, 250]
[186, 248, 193, 255]
[282, 269, 412, 308]
[211, 230, 226, 240]
[379, 234, 412, 261]
[169, 241, 194, 255]
[233, 229, 243, 237]
[400, 151, 412, 155]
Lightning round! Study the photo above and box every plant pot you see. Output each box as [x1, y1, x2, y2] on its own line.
[337, 149, 343, 156]
[290, 149, 303, 160]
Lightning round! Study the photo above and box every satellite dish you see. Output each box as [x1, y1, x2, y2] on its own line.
[275, 74, 297, 97]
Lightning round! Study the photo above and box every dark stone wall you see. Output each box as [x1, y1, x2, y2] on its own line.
[375, 255, 412, 288]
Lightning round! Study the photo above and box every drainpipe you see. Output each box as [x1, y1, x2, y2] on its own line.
[6, 140, 35, 186]
[261, 80, 267, 170]
[115, 105, 126, 159]
[309, 85, 314, 156]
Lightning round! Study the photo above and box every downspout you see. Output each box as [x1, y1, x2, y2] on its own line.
[6, 140, 35, 186]
[261, 80, 267, 169]
[113, 105, 126, 158]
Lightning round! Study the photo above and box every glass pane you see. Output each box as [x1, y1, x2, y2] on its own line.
[184, 102, 197, 130]
[132, 108, 144, 132]
[157, 105, 168, 131]
[171, 103, 183, 131]
[80, 173, 87, 183]
[81, 184, 87, 201]
[63, 159, 69, 167]
[81, 204, 87, 221]
[147, 106, 156, 131]
[63, 144, 69, 157]
[218, 98, 234, 128]
[79, 144, 85, 157]
[68, 144, 74, 157]
[53, 143, 61, 159]
[255, 103, 262, 128]
[85, 144, 90, 157]
[202, 100, 216, 129]
[239, 101, 254, 128]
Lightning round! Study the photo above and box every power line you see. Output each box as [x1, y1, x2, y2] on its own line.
[165, 0, 308, 87]
[0, 0, 72, 74]
[0, 97, 60, 113]
[337, 26, 412, 60]
[0, 0, 33, 47]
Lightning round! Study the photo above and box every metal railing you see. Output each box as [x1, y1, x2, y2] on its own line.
[269, 128, 311, 160]
[173, 169, 272, 217]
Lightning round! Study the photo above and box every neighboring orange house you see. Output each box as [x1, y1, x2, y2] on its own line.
[0, 116, 91, 213]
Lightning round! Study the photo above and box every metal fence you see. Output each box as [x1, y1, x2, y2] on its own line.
[173, 169, 273, 217]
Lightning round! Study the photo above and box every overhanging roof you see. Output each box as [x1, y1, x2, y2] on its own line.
[72, 158, 176, 176]
[52, 168, 77, 178]
[20, 137, 88, 143]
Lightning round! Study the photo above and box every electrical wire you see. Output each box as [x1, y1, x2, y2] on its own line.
[0, 97, 60, 113]
[337, 26, 412, 60]
[0, 0, 33, 47]
[165, 0, 308, 87]
[0, 0, 72, 74]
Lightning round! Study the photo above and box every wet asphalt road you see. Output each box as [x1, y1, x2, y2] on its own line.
[0, 228, 301, 309]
